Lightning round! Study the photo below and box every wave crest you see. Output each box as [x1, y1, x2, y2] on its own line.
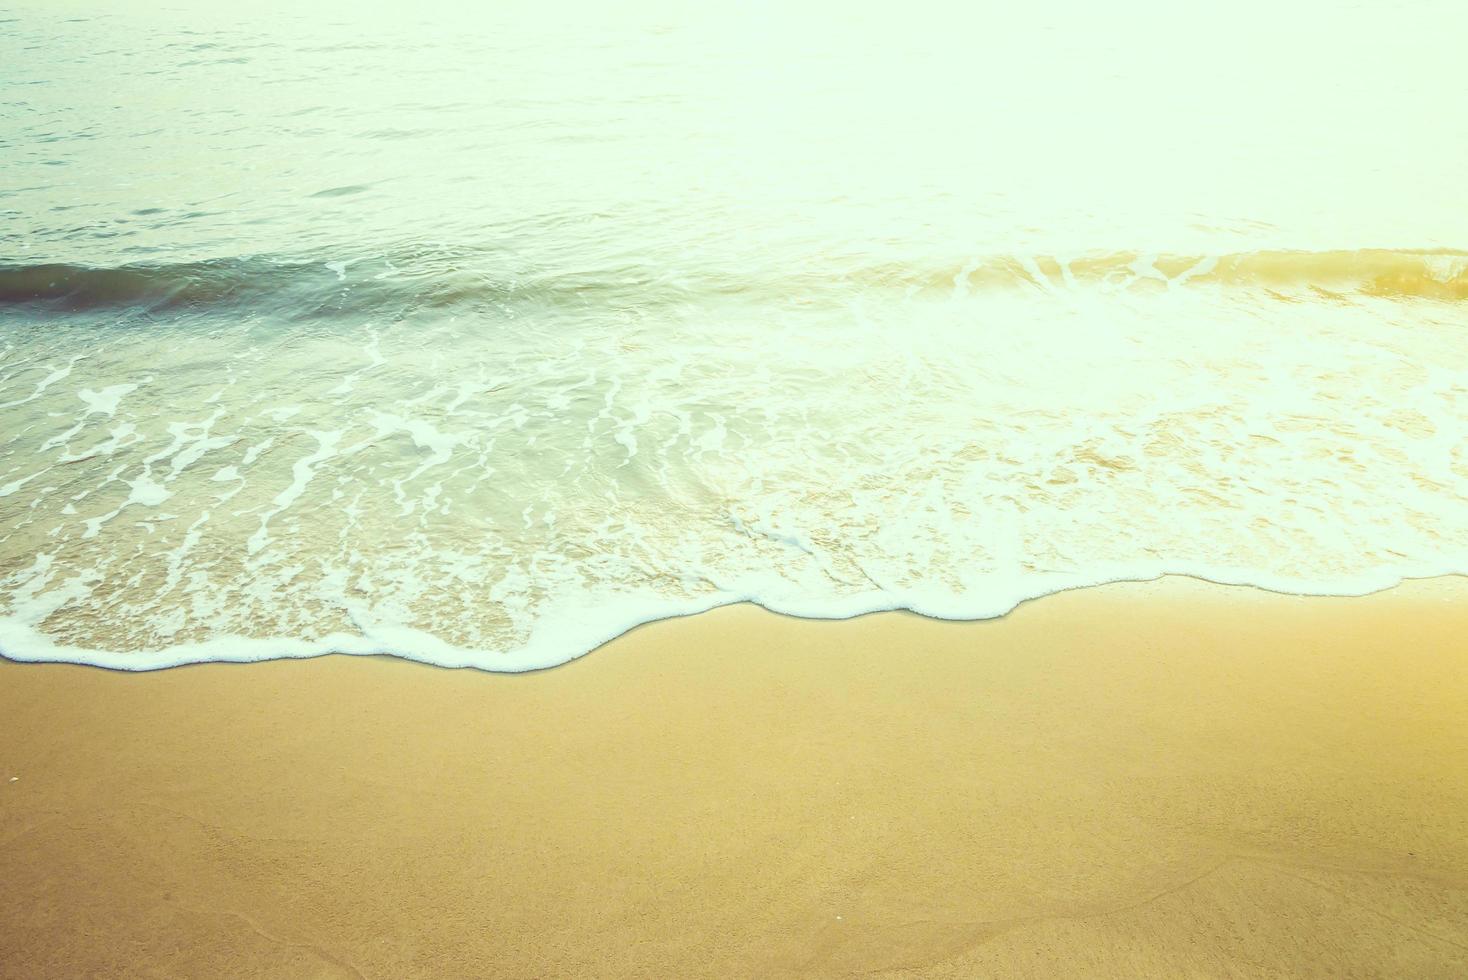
[2, 247, 1464, 318]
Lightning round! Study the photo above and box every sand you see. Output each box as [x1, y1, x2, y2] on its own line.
[2, 576, 1466, 978]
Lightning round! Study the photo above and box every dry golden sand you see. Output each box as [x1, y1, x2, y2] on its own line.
[2, 577, 1467, 978]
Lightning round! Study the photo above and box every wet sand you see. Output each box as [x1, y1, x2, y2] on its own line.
[2, 577, 1466, 978]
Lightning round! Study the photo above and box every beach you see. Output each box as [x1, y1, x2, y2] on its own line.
[4, 3, 1468, 976]
[4, 576, 1466, 978]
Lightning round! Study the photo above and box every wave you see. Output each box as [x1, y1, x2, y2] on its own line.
[2, 247, 1464, 318]
[3, 234, 1465, 673]
[2, 566, 1462, 673]
[0, 255, 533, 318]
[874, 248, 1468, 300]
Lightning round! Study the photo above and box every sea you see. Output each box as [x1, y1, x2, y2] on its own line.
[2, 0, 1464, 670]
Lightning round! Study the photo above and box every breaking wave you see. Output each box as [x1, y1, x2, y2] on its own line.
[3, 247, 1465, 320]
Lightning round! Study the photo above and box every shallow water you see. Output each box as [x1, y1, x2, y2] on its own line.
[2, 1, 1465, 669]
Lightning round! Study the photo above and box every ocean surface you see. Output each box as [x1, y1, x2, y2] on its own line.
[2, 1, 1465, 670]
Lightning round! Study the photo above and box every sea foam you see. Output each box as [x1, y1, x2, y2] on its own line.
[2, 252, 1465, 671]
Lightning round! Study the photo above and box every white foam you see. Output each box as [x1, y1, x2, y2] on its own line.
[2, 249, 1465, 675]
[246, 430, 343, 554]
[0, 566, 1461, 673]
[0, 469, 50, 498]
[0, 356, 83, 410]
[78, 383, 138, 418]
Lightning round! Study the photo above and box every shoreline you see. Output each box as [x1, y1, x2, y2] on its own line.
[3, 576, 1466, 977]
[4, 569, 1465, 674]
